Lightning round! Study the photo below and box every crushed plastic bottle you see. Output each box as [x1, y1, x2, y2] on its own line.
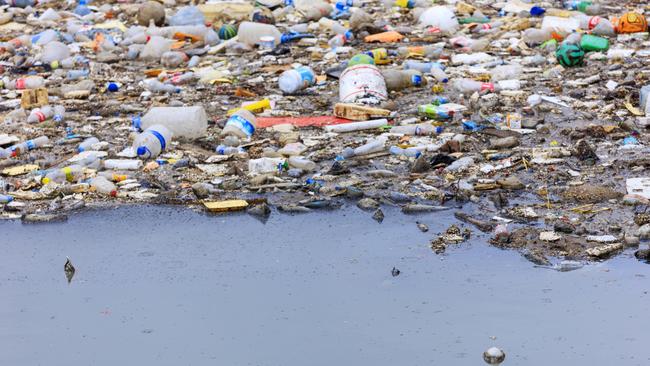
[133, 124, 173, 159]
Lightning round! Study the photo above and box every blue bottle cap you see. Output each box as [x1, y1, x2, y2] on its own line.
[136, 146, 147, 156]
[107, 82, 119, 92]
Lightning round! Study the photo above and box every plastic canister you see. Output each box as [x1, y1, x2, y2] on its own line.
[339, 64, 387, 104]
[221, 109, 256, 139]
[580, 34, 609, 52]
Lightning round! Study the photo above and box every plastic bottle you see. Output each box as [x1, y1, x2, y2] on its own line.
[342, 136, 387, 158]
[41, 41, 71, 64]
[0, 194, 13, 203]
[237, 21, 309, 47]
[381, 69, 426, 91]
[295, 0, 332, 21]
[53, 55, 89, 69]
[215, 145, 245, 155]
[417, 104, 453, 120]
[8, 136, 49, 157]
[42, 165, 84, 184]
[89, 176, 117, 196]
[143, 79, 181, 94]
[169, 5, 205, 26]
[431, 67, 448, 83]
[103, 159, 143, 170]
[390, 146, 421, 158]
[541, 16, 580, 35]
[589, 17, 615, 36]
[67, 69, 90, 80]
[390, 123, 437, 135]
[364, 48, 390, 65]
[27, 106, 54, 123]
[383, 0, 429, 9]
[418, 6, 459, 33]
[167, 72, 197, 85]
[564, 1, 600, 15]
[140, 36, 173, 60]
[140, 106, 208, 140]
[3, 76, 45, 90]
[278, 66, 315, 94]
[522, 28, 552, 45]
[4, 0, 36, 8]
[74, 0, 91, 16]
[248, 157, 285, 175]
[98, 171, 130, 182]
[640, 85, 650, 115]
[161, 51, 188, 68]
[328, 34, 350, 48]
[403, 60, 443, 73]
[221, 109, 257, 139]
[453, 78, 496, 93]
[78, 137, 100, 152]
[318, 17, 351, 36]
[397, 45, 443, 59]
[288, 156, 316, 171]
[490, 64, 523, 81]
[133, 124, 173, 159]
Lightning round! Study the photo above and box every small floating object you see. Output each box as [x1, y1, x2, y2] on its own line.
[203, 200, 249, 213]
[64, 257, 75, 284]
[483, 347, 505, 365]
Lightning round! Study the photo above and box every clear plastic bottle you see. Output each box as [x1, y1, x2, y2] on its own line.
[98, 171, 130, 182]
[318, 17, 350, 36]
[5, 0, 37, 8]
[237, 21, 306, 47]
[8, 136, 49, 157]
[342, 136, 387, 158]
[78, 137, 100, 152]
[522, 28, 552, 45]
[53, 55, 89, 69]
[397, 45, 443, 59]
[390, 123, 436, 135]
[215, 145, 245, 155]
[42, 165, 84, 184]
[431, 67, 448, 83]
[169, 5, 205, 26]
[295, 0, 332, 21]
[403, 60, 442, 73]
[140, 36, 173, 60]
[143, 79, 181, 94]
[167, 72, 197, 85]
[278, 66, 315, 94]
[221, 109, 257, 139]
[103, 159, 143, 170]
[66, 69, 90, 80]
[161, 51, 188, 68]
[381, 69, 426, 91]
[3, 76, 45, 90]
[27, 106, 54, 123]
[74, 0, 91, 16]
[89, 176, 117, 196]
[490, 64, 523, 81]
[288, 156, 316, 171]
[140, 106, 207, 140]
[248, 157, 285, 175]
[453, 78, 495, 93]
[41, 41, 71, 63]
[389, 146, 421, 158]
[133, 124, 173, 159]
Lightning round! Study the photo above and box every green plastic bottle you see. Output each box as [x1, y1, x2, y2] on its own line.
[580, 34, 609, 52]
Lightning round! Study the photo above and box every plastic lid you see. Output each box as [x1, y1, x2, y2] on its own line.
[136, 146, 147, 156]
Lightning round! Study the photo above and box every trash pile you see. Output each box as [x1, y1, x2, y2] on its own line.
[2, 0, 650, 264]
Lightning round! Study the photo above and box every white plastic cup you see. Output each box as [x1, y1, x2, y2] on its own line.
[339, 64, 387, 104]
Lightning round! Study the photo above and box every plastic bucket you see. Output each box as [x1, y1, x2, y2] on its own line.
[339, 64, 387, 104]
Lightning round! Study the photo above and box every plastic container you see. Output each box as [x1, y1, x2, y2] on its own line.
[523, 28, 552, 45]
[324, 119, 388, 133]
[141, 106, 207, 140]
[4, 0, 36, 8]
[74, 0, 91, 16]
[27, 106, 54, 123]
[42, 165, 84, 184]
[403, 60, 442, 73]
[143, 79, 180, 94]
[53, 105, 66, 123]
[215, 145, 244, 155]
[41, 41, 70, 64]
[90, 176, 117, 196]
[541, 16, 580, 35]
[490, 64, 523, 81]
[288, 157, 316, 171]
[248, 157, 284, 175]
[78, 137, 100, 152]
[390, 146, 421, 158]
[318, 17, 351, 37]
[8, 136, 49, 157]
[221, 109, 257, 139]
[640, 85, 650, 116]
[167, 72, 197, 85]
[67, 69, 90, 80]
[339, 64, 387, 104]
[364, 48, 390, 65]
[104, 160, 143, 171]
[418, 6, 459, 33]
[3, 76, 45, 90]
[98, 171, 130, 182]
[453, 79, 495, 94]
[295, 0, 332, 21]
[390, 123, 437, 135]
[140, 36, 173, 60]
[238, 21, 282, 47]
[278, 66, 315, 94]
[431, 67, 449, 83]
[580, 34, 609, 52]
[342, 136, 387, 158]
[397, 45, 442, 59]
[382, 69, 426, 91]
[133, 124, 173, 159]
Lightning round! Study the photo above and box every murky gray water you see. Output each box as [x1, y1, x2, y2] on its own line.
[1, 205, 649, 365]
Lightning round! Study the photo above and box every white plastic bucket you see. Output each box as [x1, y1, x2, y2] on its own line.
[339, 64, 387, 104]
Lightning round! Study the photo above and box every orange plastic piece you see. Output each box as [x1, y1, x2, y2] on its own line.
[173, 32, 202, 43]
[615, 12, 648, 34]
[364, 31, 404, 43]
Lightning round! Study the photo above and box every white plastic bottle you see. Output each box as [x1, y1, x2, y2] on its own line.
[133, 124, 173, 159]
[390, 123, 434, 135]
[288, 156, 316, 171]
[221, 109, 257, 139]
[215, 145, 244, 155]
[78, 137, 100, 152]
[431, 66, 448, 83]
[295, 0, 332, 21]
[161, 51, 188, 67]
[342, 136, 387, 158]
[27, 105, 54, 123]
[318, 17, 349, 36]
[248, 157, 285, 175]
[98, 171, 131, 182]
[278, 66, 315, 94]
[143, 79, 181, 94]
[103, 159, 143, 170]
[41, 41, 70, 63]
[140, 106, 207, 140]
[453, 78, 495, 93]
[89, 176, 117, 196]
[3, 76, 45, 90]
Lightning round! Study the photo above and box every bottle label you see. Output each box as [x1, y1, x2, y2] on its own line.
[482, 23, 492, 30]
[370, 48, 388, 64]
[297, 67, 315, 87]
[34, 110, 46, 122]
[481, 82, 495, 92]
[588, 16, 600, 29]
[149, 130, 167, 151]
[15, 78, 26, 90]
[227, 115, 255, 137]
[62, 167, 73, 182]
[411, 74, 422, 86]
[26, 140, 35, 150]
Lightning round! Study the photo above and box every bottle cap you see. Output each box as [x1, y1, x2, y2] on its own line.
[136, 146, 147, 156]
[107, 82, 119, 92]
